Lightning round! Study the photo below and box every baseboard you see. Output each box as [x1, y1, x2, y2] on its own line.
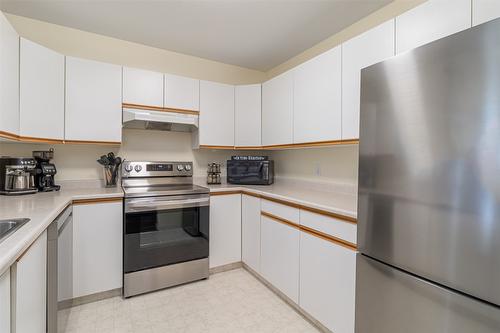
[58, 288, 122, 309]
[209, 261, 243, 274]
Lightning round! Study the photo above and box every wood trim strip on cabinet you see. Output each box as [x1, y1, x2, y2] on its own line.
[261, 211, 301, 230]
[234, 146, 263, 150]
[18, 135, 65, 144]
[0, 130, 19, 141]
[122, 103, 200, 115]
[261, 139, 359, 149]
[209, 190, 242, 196]
[72, 197, 123, 205]
[199, 145, 235, 150]
[64, 140, 121, 146]
[300, 224, 357, 251]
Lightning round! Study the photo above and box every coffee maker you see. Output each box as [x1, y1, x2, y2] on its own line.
[0, 157, 37, 195]
[33, 149, 60, 192]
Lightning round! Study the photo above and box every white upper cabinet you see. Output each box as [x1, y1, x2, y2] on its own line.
[396, 0, 471, 54]
[0, 12, 19, 136]
[20, 38, 65, 140]
[262, 70, 293, 146]
[164, 74, 199, 111]
[342, 20, 395, 140]
[293, 46, 341, 143]
[199, 80, 235, 146]
[123, 67, 163, 107]
[65, 57, 122, 143]
[235, 84, 262, 147]
[473, 0, 500, 26]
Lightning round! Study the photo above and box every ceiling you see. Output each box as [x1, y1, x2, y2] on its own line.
[0, 0, 392, 71]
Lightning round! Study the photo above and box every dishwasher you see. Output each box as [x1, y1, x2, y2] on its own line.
[47, 204, 73, 333]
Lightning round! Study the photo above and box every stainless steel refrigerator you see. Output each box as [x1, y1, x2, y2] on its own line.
[356, 18, 500, 333]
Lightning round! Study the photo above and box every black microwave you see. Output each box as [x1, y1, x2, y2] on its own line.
[226, 160, 274, 185]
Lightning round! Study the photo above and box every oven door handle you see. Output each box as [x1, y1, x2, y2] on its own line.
[125, 197, 209, 213]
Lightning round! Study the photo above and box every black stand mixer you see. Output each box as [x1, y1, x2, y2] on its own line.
[33, 148, 61, 192]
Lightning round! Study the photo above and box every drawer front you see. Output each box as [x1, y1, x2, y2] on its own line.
[261, 199, 299, 224]
[300, 209, 357, 244]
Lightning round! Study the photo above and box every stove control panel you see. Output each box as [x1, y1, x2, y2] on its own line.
[122, 161, 194, 178]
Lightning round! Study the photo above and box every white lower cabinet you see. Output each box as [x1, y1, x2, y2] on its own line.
[73, 201, 123, 298]
[12, 231, 47, 333]
[209, 194, 242, 268]
[260, 215, 300, 303]
[0, 268, 10, 333]
[299, 231, 356, 333]
[241, 194, 261, 272]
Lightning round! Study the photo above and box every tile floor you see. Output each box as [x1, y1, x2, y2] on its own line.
[59, 268, 320, 333]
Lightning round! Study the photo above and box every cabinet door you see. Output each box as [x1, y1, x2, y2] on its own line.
[396, 0, 471, 54]
[241, 194, 261, 272]
[235, 84, 262, 147]
[123, 67, 163, 107]
[260, 215, 299, 303]
[0, 12, 19, 136]
[164, 74, 199, 111]
[300, 231, 356, 333]
[293, 46, 341, 143]
[0, 268, 10, 333]
[209, 194, 241, 268]
[73, 201, 122, 298]
[12, 231, 47, 333]
[342, 20, 394, 140]
[473, 0, 500, 26]
[65, 57, 122, 143]
[20, 38, 65, 140]
[199, 81, 235, 146]
[262, 71, 293, 146]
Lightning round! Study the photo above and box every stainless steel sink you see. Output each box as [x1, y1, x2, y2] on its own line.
[0, 218, 30, 243]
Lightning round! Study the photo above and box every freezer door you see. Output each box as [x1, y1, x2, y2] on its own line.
[356, 254, 500, 333]
[358, 18, 500, 306]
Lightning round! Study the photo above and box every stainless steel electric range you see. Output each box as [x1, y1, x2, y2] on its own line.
[121, 161, 209, 298]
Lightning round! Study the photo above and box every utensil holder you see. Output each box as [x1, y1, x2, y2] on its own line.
[103, 165, 119, 187]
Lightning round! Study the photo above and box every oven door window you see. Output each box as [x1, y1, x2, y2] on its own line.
[124, 205, 209, 273]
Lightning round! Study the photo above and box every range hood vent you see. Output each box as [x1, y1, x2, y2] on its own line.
[122, 108, 198, 133]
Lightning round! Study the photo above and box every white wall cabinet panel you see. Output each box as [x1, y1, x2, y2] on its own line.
[123, 67, 163, 107]
[293, 47, 341, 143]
[235, 84, 262, 147]
[342, 20, 395, 140]
[262, 71, 293, 146]
[396, 0, 471, 54]
[209, 194, 241, 268]
[65, 57, 122, 142]
[241, 194, 261, 272]
[261, 215, 299, 303]
[73, 201, 122, 298]
[300, 232, 356, 333]
[20, 38, 65, 140]
[199, 81, 235, 146]
[12, 231, 47, 333]
[164, 74, 199, 111]
[300, 210, 357, 245]
[473, 0, 500, 26]
[0, 12, 19, 135]
[0, 268, 10, 333]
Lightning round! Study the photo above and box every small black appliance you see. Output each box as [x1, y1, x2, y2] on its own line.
[227, 156, 274, 185]
[33, 148, 60, 192]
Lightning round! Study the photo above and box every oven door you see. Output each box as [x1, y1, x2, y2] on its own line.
[124, 194, 209, 273]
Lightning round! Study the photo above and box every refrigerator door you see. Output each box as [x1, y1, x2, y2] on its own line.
[358, 18, 500, 306]
[356, 254, 500, 333]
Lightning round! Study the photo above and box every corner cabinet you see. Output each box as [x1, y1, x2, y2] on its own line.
[20, 38, 65, 141]
[235, 84, 262, 147]
[123, 67, 164, 107]
[0, 12, 19, 137]
[473, 0, 500, 26]
[0, 268, 10, 333]
[65, 57, 122, 143]
[241, 194, 261, 272]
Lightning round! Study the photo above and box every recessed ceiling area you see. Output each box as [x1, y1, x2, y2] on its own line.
[0, 0, 392, 71]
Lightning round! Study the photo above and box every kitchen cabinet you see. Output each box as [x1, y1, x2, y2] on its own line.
[123, 67, 163, 107]
[12, 231, 47, 333]
[395, 0, 471, 54]
[299, 231, 356, 333]
[0, 12, 19, 136]
[341, 20, 394, 140]
[473, 0, 500, 26]
[199, 81, 235, 147]
[235, 84, 262, 147]
[0, 268, 10, 333]
[293, 46, 341, 143]
[209, 194, 241, 268]
[262, 70, 293, 146]
[65, 57, 122, 143]
[260, 214, 299, 303]
[241, 194, 261, 272]
[73, 200, 122, 298]
[20, 38, 65, 140]
[164, 74, 199, 111]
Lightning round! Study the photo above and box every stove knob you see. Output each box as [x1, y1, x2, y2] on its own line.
[124, 164, 133, 172]
[184, 164, 192, 171]
[177, 164, 184, 171]
[134, 165, 142, 172]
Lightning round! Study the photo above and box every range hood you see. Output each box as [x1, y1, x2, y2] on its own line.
[122, 108, 199, 132]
